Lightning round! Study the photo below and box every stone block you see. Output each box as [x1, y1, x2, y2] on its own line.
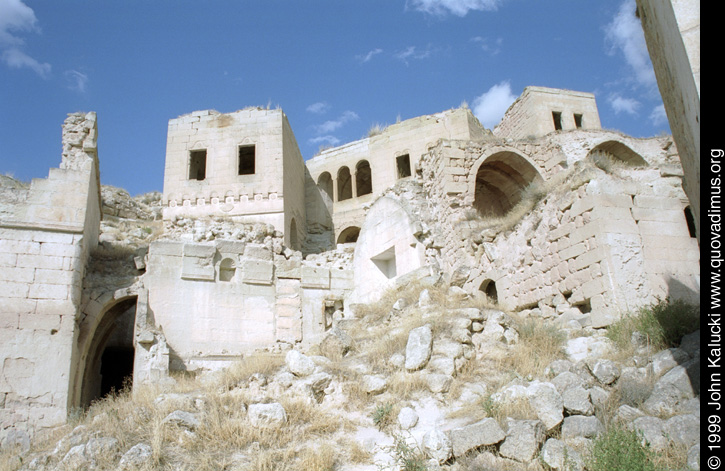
[243, 244, 273, 261]
[275, 259, 301, 279]
[633, 195, 681, 210]
[449, 418, 505, 457]
[241, 259, 274, 285]
[3, 282, 29, 298]
[301, 266, 330, 289]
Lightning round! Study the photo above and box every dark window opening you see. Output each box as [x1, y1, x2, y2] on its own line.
[99, 346, 134, 398]
[189, 150, 207, 180]
[238, 145, 256, 175]
[574, 114, 583, 129]
[552, 112, 563, 131]
[397, 154, 412, 179]
[684, 206, 697, 238]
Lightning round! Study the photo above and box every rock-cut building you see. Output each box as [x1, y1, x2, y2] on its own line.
[0, 87, 699, 442]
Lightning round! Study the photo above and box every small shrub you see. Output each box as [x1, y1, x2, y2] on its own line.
[607, 299, 700, 354]
[386, 433, 427, 471]
[586, 423, 657, 471]
[371, 403, 394, 431]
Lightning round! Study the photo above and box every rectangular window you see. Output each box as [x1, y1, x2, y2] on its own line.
[238, 145, 256, 175]
[189, 150, 207, 180]
[574, 113, 583, 129]
[396, 154, 411, 179]
[552, 111, 563, 131]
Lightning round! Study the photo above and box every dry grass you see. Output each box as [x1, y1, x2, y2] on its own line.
[501, 317, 566, 379]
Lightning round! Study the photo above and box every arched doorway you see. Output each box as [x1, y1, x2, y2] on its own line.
[80, 297, 137, 407]
[317, 172, 333, 203]
[479, 279, 498, 304]
[473, 151, 543, 217]
[337, 226, 361, 244]
[337, 167, 352, 201]
[355, 160, 373, 196]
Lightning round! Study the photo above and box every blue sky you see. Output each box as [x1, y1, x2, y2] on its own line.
[1, 0, 669, 196]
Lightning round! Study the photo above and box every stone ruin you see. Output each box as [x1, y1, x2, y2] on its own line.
[0, 86, 699, 442]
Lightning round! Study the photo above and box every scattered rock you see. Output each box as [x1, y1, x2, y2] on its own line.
[499, 419, 545, 463]
[162, 410, 201, 430]
[561, 416, 602, 440]
[286, 350, 317, 377]
[527, 382, 564, 430]
[562, 386, 593, 416]
[405, 324, 433, 371]
[362, 375, 388, 395]
[663, 414, 700, 448]
[448, 418, 505, 458]
[589, 359, 620, 385]
[540, 438, 583, 471]
[119, 443, 153, 470]
[248, 403, 287, 427]
[422, 428, 452, 464]
[398, 407, 419, 430]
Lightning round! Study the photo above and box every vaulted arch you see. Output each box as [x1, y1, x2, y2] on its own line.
[472, 150, 544, 217]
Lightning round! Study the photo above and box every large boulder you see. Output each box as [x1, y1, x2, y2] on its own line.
[286, 350, 317, 377]
[448, 418, 505, 458]
[527, 382, 564, 430]
[405, 324, 433, 371]
[499, 419, 546, 463]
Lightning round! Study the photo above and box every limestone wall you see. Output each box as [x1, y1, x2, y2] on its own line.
[636, 0, 700, 240]
[418, 131, 699, 326]
[162, 109, 305, 235]
[305, 108, 488, 243]
[494, 87, 601, 140]
[0, 112, 101, 440]
[144, 234, 353, 371]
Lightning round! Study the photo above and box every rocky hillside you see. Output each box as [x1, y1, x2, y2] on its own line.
[0, 281, 700, 471]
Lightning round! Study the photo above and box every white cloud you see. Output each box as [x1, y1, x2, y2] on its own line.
[306, 102, 330, 114]
[0, 0, 38, 46]
[394, 45, 433, 65]
[0, 0, 50, 77]
[64, 70, 88, 93]
[472, 80, 516, 129]
[609, 94, 641, 115]
[471, 36, 503, 55]
[356, 48, 383, 63]
[649, 104, 668, 126]
[2, 47, 50, 77]
[604, 0, 656, 89]
[314, 110, 359, 134]
[309, 135, 341, 146]
[407, 0, 502, 16]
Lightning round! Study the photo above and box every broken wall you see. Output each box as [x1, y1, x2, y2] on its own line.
[0, 112, 101, 440]
[144, 232, 353, 371]
[419, 131, 699, 326]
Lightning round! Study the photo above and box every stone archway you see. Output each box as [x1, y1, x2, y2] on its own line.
[79, 296, 137, 406]
[472, 150, 543, 217]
